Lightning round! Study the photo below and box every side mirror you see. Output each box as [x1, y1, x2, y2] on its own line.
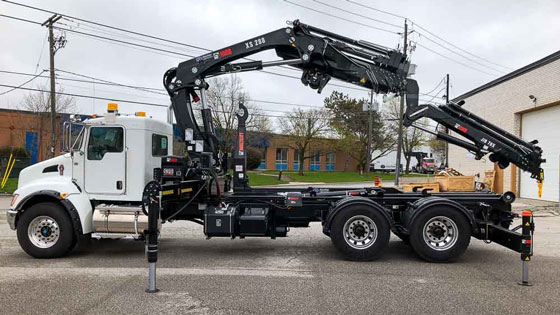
[62, 121, 71, 152]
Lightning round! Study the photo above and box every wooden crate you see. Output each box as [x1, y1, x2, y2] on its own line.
[402, 182, 440, 193]
[435, 176, 475, 192]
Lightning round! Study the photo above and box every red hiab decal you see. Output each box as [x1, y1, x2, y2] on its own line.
[239, 133, 244, 151]
[219, 48, 232, 58]
[458, 125, 468, 133]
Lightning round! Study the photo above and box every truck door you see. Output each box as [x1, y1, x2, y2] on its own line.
[84, 126, 126, 195]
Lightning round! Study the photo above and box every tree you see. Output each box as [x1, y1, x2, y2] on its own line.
[206, 75, 271, 154]
[324, 91, 395, 173]
[246, 146, 263, 170]
[16, 84, 76, 160]
[277, 108, 330, 176]
[385, 97, 428, 173]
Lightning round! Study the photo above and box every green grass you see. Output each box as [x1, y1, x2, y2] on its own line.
[247, 172, 288, 186]
[0, 178, 18, 194]
[262, 170, 421, 183]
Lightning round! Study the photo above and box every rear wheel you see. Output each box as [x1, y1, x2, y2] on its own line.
[409, 207, 471, 262]
[17, 202, 75, 258]
[330, 205, 390, 261]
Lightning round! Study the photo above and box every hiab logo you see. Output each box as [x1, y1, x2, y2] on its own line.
[219, 48, 232, 58]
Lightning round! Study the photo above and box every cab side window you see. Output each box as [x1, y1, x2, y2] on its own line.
[152, 134, 168, 156]
[87, 127, 124, 160]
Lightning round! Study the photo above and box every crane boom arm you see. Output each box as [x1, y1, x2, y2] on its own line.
[164, 19, 544, 183]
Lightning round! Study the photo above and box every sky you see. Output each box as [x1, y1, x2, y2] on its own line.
[1, 0, 559, 127]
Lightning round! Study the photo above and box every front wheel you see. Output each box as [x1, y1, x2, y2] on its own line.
[17, 202, 76, 258]
[409, 207, 471, 262]
[330, 205, 390, 261]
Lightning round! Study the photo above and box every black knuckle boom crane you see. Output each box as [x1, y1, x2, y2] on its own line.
[144, 20, 544, 280]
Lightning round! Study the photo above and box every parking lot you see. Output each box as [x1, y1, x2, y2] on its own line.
[1, 202, 559, 315]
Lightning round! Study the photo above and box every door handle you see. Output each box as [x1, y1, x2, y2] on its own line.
[116, 181, 123, 190]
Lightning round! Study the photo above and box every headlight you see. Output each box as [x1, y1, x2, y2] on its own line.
[10, 194, 19, 207]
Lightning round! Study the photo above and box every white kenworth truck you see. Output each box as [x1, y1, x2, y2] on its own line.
[8, 105, 170, 257]
[8, 20, 542, 269]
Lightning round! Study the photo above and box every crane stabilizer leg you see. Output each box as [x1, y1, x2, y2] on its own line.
[143, 181, 161, 293]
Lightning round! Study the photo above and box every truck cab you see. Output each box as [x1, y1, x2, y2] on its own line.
[7, 103, 173, 258]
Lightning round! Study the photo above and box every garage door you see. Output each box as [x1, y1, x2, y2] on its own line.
[520, 105, 560, 201]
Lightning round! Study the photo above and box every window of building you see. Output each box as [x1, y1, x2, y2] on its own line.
[326, 152, 335, 171]
[293, 149, 300, 170]
[276, 148, 288, 170]
[152, 134, 168, 156]
[310, 150, 321, 171]
[87, 127, 123, 160]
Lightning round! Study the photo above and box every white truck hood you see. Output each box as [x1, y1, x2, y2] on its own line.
[18, 153, 73, 189]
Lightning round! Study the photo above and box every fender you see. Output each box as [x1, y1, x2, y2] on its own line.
[13, 190, 91, 235]
[322, 196, 392, 236]
[401, 196, 477, 234]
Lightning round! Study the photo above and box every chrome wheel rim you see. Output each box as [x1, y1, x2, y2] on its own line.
[423, 216, 458, 251]
[343, 215, 378, 249]
[28, 216, 60, 248]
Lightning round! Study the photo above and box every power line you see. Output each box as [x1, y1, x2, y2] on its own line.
[34, 30, 49, 74]
[412, 28, 504, 75]
[1, 82, 438, 129]
[2, 68, 446, 112]
[312, 0, 402, 29]
[56, 69, 167, 95]
[345, 0, 407, 20]
[423, 76, 446, 96]
[416, 43, 499, 77]
[0, 83, 170, 107]
[343, 1, 513, 71]
[1, 12, 369, 93]
[0, 70, 47, 95]
[409, 21, 514, 71]
[300, 2, 505, 75]
[1, 0, 301, 75]
[283, 0, 401, 35]
[2, 0, 210, 53]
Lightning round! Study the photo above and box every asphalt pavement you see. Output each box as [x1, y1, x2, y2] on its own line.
[1, 208, 560, 315]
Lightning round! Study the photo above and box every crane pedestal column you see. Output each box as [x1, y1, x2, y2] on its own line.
[518, 211, 533, 286]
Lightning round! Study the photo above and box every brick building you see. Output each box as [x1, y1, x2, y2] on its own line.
[0, 108, 64, 164]
[253, 133, 359, 172]
[449, 50, 560, 201]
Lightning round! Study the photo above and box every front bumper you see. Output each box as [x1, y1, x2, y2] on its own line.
[6, 209, 17, 230]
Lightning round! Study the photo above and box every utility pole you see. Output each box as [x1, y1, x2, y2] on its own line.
[444, 73, 450, 168]
[394, 19, 408, 186]
[42, 14, 63, 158]
[366, 90, 374, 174]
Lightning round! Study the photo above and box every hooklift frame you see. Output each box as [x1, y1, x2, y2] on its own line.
[143, 20, 542, 292]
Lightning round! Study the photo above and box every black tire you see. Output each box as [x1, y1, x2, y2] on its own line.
[409, 207, 471, 262]
[17, 202, 76, 258]
[330, 205, 390, 261]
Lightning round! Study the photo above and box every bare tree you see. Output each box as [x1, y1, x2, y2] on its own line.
[324, 91, 395, 173]
[277, 108, 331, 176]
[19, 84, 76, 114]
[206, 75, 271, 153]
[16, 84, 76, 160]
[386, 97, 428, 173]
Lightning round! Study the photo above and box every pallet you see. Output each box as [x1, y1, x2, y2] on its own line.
[435, 176, 475, 192]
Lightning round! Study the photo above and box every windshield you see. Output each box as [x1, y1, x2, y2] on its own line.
[424, 158, 435, 163]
